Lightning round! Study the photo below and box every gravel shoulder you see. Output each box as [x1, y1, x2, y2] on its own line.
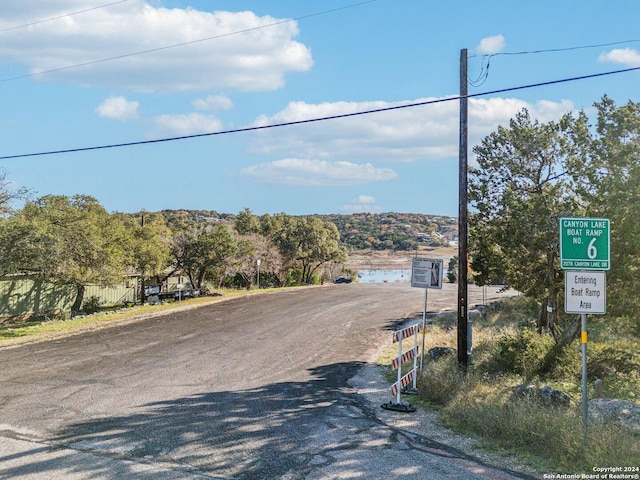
[349, 361, 541, 479]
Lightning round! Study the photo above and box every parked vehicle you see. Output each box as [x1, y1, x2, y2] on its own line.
[334, 277, 352, 284]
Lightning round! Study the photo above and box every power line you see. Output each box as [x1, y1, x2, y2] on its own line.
[0, 0, 376, 83]
[491, 38, 640, 57]
[468, 38, 640, 86]
[2, 65, 639, 161]
[0, 0, 129, 34]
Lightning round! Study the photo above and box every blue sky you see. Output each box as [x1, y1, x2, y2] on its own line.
[1, 0, 639, 217]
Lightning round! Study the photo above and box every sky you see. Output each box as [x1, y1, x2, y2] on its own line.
[1, 0, 639, 218]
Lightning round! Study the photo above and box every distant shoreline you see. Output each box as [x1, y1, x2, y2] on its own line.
[345, 246, 456, 271]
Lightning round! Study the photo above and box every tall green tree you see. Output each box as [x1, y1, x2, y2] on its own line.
[0, 195, 130, 312]
[294, 217, 347, 284]
[576, 97, 640, 325]
[235, 207, 261, 235]
[469, 109, 589, 340]
[115, 212, 172, 303]
[173, 223, 238, 290]
[264, 215, 347, 284]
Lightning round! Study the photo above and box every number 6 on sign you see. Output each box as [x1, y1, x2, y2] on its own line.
[587, 237, 597, 260]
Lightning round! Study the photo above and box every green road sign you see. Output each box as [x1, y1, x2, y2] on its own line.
[559, 217, 610, 270]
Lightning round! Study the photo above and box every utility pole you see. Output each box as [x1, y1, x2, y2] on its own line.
[457, 48, 469, 370]
[140, 213, 145, 305]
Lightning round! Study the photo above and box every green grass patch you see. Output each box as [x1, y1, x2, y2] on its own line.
[0, 287, 289, 344]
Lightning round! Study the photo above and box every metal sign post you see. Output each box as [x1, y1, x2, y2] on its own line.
[565, 270, 606, 431]
[411, 258, 443, 372]
[420, 287, 428, 373]
[560, 217, 610, 431]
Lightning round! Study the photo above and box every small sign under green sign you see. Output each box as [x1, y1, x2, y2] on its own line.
[559, 217, 610, 270]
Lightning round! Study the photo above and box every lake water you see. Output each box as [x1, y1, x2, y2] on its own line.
[356, 269, 411, 284]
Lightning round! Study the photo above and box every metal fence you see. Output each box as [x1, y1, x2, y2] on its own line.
[0, 276, 139, 319]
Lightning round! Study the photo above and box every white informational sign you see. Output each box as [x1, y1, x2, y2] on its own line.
[565, 270, 606, 314]
[411, 258, 443, 289]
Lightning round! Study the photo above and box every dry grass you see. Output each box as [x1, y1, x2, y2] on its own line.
[416, 297, 640, 474]
[441, 379, 640, 473]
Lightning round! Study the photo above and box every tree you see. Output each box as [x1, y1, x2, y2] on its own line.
[0, 169, 30, 218]
[295, 217, 347, 284]
[235, 208, 261, 235]
[174, 223, 238, 290]
[234, 233, 284, 289]
[576, 97, 640, 324]
[265, 215, 347, 284]
[116, 212, 172, 303]
[0, 195, 130, 312]
[447, 256, 458, 283]
[469, 109, 589, 340]
[469, 216, 506, 286]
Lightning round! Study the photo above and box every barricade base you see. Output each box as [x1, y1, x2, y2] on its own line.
[381, 402, 417, 413]
[401, 387, 418, 396]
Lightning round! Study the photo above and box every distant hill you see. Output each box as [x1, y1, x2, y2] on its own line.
[156, 209, 457, 253]
[315, 212, 457, 252]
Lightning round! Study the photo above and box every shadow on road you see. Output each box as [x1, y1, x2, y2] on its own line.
[3, 362, 389, 478]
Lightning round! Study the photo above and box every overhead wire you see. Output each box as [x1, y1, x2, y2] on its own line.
[1, 65, 639, 161]
[468, 38, 640, 86]
[468, 55, 491, 87]
[2, 5, 638, 160]
[490, 38, 640, 57]
[0, 0, 377, 83]
[0, 0, 129, 34]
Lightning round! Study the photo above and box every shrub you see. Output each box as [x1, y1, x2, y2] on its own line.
[589, 343, 640, 377]
[286, 268, 303, 286]
[82, 295, 104, 314]
[587, 342, 640, 401]
[491, 322, 555, 378]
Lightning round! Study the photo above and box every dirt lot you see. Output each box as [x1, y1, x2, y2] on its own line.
[345, 245, 457, 271]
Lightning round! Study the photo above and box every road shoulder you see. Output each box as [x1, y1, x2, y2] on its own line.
[348, 362, 541, 479]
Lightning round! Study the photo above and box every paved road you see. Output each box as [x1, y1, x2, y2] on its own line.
[0, 283, 530, 479]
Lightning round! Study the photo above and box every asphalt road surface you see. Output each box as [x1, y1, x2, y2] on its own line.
[0, 283, 530, 479]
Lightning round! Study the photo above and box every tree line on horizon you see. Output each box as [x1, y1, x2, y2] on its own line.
[0, 182, 459, 316]
[0, 199, 352, 313]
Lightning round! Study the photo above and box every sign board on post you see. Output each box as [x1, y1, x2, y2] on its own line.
[559, 217, 610, 270]
[559, 217, 610, 434]
[565, 271, 606, 314]
[411, 258, 443, 289]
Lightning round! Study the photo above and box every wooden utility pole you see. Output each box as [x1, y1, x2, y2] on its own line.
[457, 48, 469, 369]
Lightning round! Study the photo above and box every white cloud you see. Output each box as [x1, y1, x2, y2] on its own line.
[240, 159, 397, 187]
[154, 113, 222, 136]
[249, 96, 575, 163]
[598, 48, 640, 67]
[192, 94, 234, 111]
[95, 96, 139, 120]
[0, 1, 312, 92]
[341, 195, 383, 213]
[475, 35, 506, 55]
